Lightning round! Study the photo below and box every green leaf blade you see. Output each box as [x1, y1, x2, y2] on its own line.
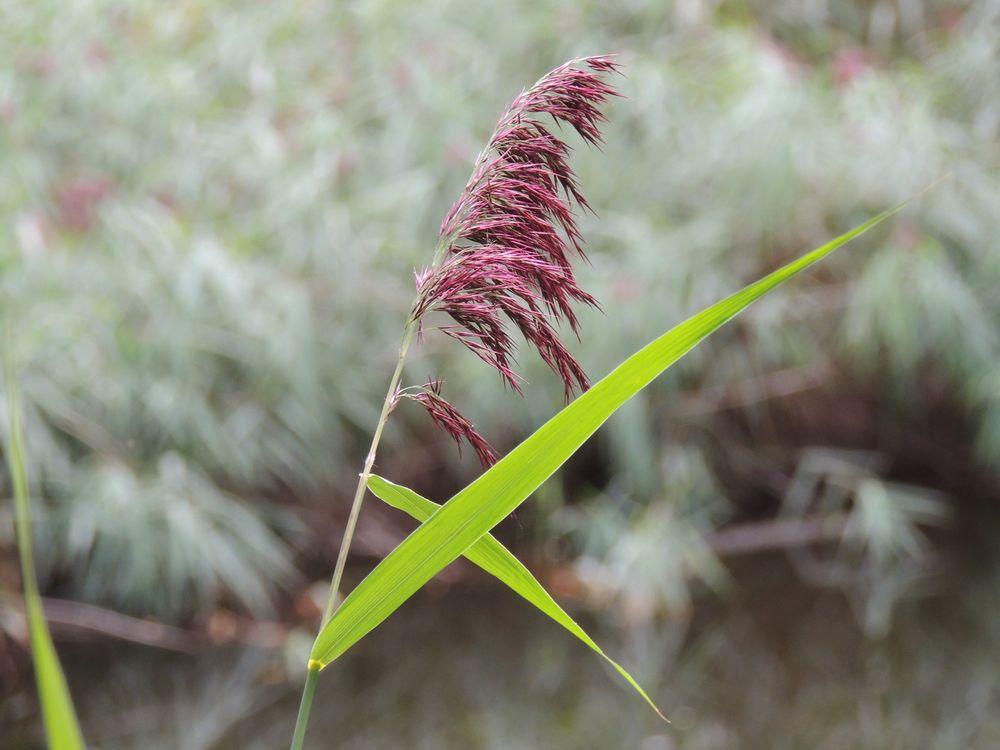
[367, 474, 666, 719]
[6, 374, 87, 750]
[312, 205, 904, 677]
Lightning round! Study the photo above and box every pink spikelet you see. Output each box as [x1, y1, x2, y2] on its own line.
[412, 56, 621, 397]
[401, 381, 500, 468]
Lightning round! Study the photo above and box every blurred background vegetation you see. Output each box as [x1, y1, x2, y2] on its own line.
[1, 0, 999, 748]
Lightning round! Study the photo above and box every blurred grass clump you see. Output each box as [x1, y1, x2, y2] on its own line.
[1, 0, 998, 620]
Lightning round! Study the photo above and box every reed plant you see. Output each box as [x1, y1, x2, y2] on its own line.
[287, 57, 907, 749]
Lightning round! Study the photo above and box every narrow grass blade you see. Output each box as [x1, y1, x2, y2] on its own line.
[311, 205, 904, 675]
[368, 474, 666, 719]
[5, 375, 87, 750]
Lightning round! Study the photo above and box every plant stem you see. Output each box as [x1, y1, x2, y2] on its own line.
[289, 320, 416, 750]
[289, 666, 319, 750]
[321, 320, 416, 625]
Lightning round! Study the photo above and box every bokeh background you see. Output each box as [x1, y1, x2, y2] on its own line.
[2, 1, 999, 748]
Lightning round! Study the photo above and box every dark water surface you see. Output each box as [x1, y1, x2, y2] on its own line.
[5, 562, 1000, 750]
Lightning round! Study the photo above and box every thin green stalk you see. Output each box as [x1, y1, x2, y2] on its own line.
[321, 320, 416, 625]
[289, 667, 319, 750]
[289, 320, 416, 750]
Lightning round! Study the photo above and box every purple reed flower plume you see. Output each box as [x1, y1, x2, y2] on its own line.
[402, 56, 621, 466]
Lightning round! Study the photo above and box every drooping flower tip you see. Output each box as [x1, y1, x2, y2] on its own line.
[401, 381, 499, 468]
[413, 56, 621, 399]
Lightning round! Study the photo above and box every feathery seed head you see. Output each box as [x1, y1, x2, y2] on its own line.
[402, 56, 620, 464]
[413, 56, 621, 397]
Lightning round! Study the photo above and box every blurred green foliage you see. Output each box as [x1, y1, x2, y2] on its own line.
[1, 0, 998, 621]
